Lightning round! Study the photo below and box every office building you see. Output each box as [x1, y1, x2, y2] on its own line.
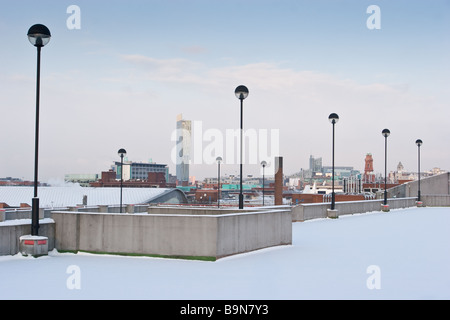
[113, 161, 168, 182]
[176, 114, 191, 185]
[309, 155, 322, 174]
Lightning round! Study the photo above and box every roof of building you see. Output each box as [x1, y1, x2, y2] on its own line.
[0, 186, 187, 208]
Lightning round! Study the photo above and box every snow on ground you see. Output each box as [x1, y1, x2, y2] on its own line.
[0, 207, 449, 300]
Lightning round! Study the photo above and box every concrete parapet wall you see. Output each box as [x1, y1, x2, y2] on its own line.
[147, 206, 258, 215]
[422, 195, 450, 207]
[292, 197, 418, 221]
[217, 210, 292, 257]
[0, 220, 55, 255]
[4, 208, 64, 221]
[51, 208, 292, 259]
[388, 172, 450, 198]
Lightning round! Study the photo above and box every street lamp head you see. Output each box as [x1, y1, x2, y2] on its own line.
[235, 85, 249, 100]
[416, 139, 423, 147]
[118, 148, 127, 158]
[261, 160, 267, 167]
[328, 113, 339, 124]
[216, 156, 222, 163]
[27, 24, 51, 47]
[382, 128, 390, 138]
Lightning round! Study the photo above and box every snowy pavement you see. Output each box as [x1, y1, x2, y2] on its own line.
[0, 206, 449, 300]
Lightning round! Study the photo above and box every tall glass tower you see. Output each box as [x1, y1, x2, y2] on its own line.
[176, 114, 191, 185]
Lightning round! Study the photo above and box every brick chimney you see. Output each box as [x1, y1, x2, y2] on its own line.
[274, 156, 283, 205]
[102, 170, 116, 183]
[148, 172, 166, 187]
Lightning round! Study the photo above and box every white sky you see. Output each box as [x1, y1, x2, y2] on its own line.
[1, 0, 449, 182]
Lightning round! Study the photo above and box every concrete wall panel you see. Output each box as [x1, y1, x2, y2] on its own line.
[50, 209, 291, 259]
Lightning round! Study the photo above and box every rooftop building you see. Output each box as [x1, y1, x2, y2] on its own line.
[113, 161, 168, 182]
[0, 186, 187, 208]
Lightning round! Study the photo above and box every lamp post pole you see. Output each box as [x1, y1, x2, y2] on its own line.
[416, 139, 423, 202]
[382, 129, 390, 206]
[27, 24, 51, 236]
[118, 148, 127, 213]
[216, 156, 222, 208]
[239, 96, 243, 209]
[31, 45, 42, 236]
[235, 85, 249, 209]
[261, 161, 267, 206]
[120, 154, 124, 212]
[328, 113, 339, 211]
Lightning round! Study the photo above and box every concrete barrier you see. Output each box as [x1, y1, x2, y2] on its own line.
[421, 195, 450, 207]
[4, 208, 63, 221]
[0, 220, 55, 256]
[292, 197, 418, 221]
[51, 208, 292, 259]
[147, 206, 259, 216]
[388, 172, 450, 198]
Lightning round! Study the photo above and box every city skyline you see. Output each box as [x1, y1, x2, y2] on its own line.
[1, 1, 449, 182]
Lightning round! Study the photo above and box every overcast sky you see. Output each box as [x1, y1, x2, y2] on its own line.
[1, 0, 449, 182]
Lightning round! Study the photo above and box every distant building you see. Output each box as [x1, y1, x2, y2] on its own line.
[0, 177, 46, 187]
[89, 158, 172, 188]
[176, 114, 191, 185]
[322, 166, 360, 178]
[64, 174, 99, 187]
[364, 153, 375, 183]
[91, 170, 173, 189]
[0, 186, 187, 208]
[309, 155, 322, 174]
[113, 161, 168, 182]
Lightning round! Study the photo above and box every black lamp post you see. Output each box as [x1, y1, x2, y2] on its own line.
[328, 113, 339, 210]
[216, 156, 222, 208]
[382, 129, 390, 206]
[27, 24, 51, 236]
[261, 161, 267, 206]
[415, 139, 423, 202]
[118, 148, 127, 213]
[235, 85, 249, 209]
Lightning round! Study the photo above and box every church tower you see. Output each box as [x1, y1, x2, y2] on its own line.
[364, 153, 375, 183]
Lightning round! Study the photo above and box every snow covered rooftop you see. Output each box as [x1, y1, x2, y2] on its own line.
[0, 186, 186, 207]
[0, 206, 449, 300]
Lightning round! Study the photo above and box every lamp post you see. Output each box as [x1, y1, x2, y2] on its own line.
[382, 129, 390, 207]
[216, 156, 222, 208]
[415, 139, 423, 203]
[328, 113, 339, 210]
[235, 85, 249, 209]
[118, 148, 127, 213]
[27, 24, 51, 236]
[261, 161, 267, 206]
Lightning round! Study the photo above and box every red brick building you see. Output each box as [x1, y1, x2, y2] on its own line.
[90, 170, 174, 188]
